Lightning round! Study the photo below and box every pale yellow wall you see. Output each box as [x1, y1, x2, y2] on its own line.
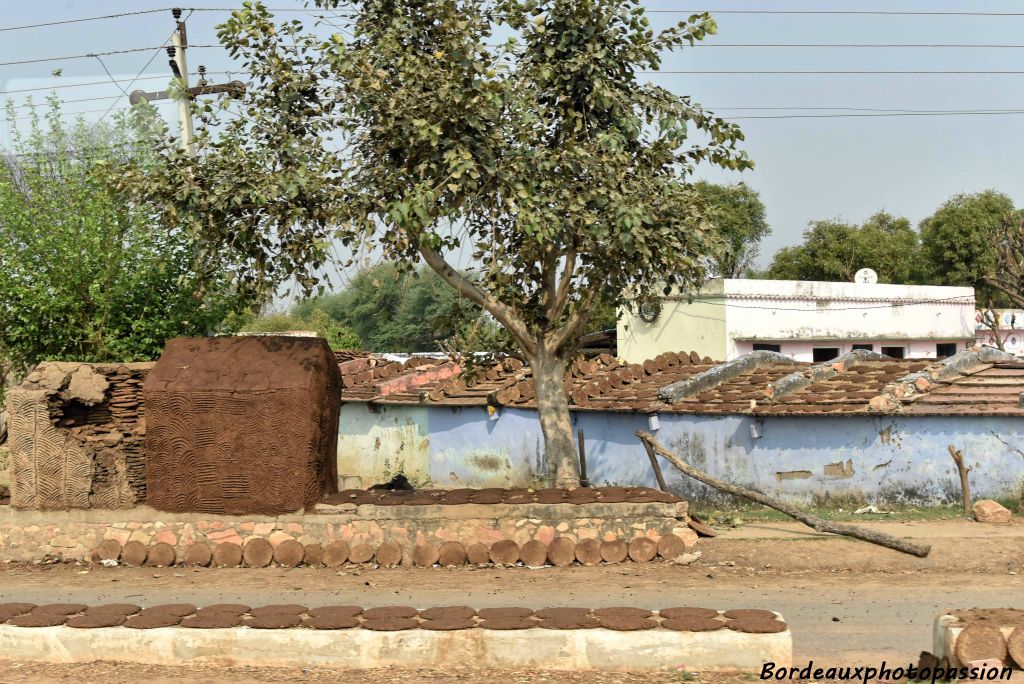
[617, 296, 728, 363]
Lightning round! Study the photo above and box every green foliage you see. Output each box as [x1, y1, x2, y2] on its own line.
[114, 0, 752, 481]
[765, 211, 921, 284]
[919, 190, 1017, 302]
[694, 181, 770, 277]
[239, 309, 362, 349]
[0, 98, 250, 371]
[115, 0, 752, 360]
[293, 263, 490, 352]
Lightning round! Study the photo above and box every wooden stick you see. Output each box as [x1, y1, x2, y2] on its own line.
[641, 438, 670, 493]
[636, 431, 931, 558]
[577, 429, 590, 488]
[947, 445, 972, 516]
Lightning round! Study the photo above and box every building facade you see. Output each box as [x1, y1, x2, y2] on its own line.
[617, 278, 976, 363]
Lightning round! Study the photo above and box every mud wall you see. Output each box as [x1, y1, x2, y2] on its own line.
[6, 362, 151, 510]
[338, 404, 1024, 506]
[144, 336, 341, 516]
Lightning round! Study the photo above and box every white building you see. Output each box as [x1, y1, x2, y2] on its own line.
[617, 277, 976, 363]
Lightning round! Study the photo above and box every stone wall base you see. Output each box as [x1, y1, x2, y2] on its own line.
[0, 624, 790, 671]
[0, 501, 689, 563]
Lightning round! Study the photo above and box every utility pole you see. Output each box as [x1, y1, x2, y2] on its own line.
[129, 7, 245, 155]
[170, 8, 195, 155]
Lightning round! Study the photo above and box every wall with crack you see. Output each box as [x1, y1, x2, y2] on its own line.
[6, 362, 151, 510]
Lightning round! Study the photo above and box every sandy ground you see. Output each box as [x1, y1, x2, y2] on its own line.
[0, 519, 1021, 682]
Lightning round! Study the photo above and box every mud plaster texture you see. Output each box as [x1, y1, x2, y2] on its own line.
[6, 362, 151, 511]
[143, 337, 341, 516]
[0, 501, 688, 563]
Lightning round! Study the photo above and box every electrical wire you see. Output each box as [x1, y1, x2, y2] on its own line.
[0, 72, 229, 96]
[1, 46, 170, 67]
[643, 70, 1024, 75]
[0, 8, 171, 32]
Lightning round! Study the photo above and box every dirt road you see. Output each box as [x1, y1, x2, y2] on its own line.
[0, 519, 1021, 682]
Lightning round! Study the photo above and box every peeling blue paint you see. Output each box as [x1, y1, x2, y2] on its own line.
[338, 404, 1024, 505]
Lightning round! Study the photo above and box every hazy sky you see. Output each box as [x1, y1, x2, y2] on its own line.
[4, 0, 1024, 272]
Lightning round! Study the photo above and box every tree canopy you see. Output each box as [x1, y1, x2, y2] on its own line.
[919, 190, 1017, 303]
[292, 263, 493, 352]
[0, 99, 250, 376]
[765, 211, 920, 284]
[694, 181, 769, 278]
[117, 0, 752, 485]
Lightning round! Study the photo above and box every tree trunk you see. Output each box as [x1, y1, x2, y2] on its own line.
[531, 351, 580, 488]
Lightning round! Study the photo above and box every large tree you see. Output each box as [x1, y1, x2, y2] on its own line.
[0, 99, 250, 380]
[919, 190, 1016, 302]
[117, 0, 751, 486]
[694, 181, 769, 277]
[765, 211, 921, 284]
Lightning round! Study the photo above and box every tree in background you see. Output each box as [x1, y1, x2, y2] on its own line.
[695, 181, 769, 278]
[0, 99, 250, 383]
[765, 211, 921, 284]
[117, 0, 751, 486]
[919, 190, 1016, 302]
[239, 309, 362, 349]
[293, 263, 489, 352]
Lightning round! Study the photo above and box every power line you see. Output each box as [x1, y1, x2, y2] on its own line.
[645, 9, 1024, 16]
[729, 110, 1024, 120]
[0, 8, 170, 32]
[694, 43, 1024, 48]
[0, 72, 228, 96]
[1, 46, 168, 67]
[645, 70, 1024, 75]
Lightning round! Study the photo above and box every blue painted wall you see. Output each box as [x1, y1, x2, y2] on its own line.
[338, 403, 1024, 505]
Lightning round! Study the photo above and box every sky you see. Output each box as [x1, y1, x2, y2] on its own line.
[3, 0, 1024, 277]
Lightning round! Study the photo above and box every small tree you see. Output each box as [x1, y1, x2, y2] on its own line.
[694, 181, 769, 278]
[0, 98, 250, 374]
[986, 214, 1024, 311]
[117, 0, 751, 486]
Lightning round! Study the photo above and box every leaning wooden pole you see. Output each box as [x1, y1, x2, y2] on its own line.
[636, 431, 931, 558]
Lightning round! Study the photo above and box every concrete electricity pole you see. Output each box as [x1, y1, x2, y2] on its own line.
[170, 8, 195, 155]
[129, 8, 245, 156]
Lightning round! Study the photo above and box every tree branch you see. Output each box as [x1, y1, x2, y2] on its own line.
[419, 244, 537, 357]
[550, 246, 577, 322]
[550, 275, 602, 353]
[637, 431, 931, 558]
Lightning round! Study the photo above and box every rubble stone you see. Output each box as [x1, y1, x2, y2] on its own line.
[973, 499, 1012, 524]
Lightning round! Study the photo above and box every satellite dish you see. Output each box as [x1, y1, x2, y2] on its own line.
[854, 268, 878, 285]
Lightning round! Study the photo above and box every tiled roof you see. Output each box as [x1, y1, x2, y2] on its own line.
[338, 347, 1024, 417]
[901, 361, 1024, 415]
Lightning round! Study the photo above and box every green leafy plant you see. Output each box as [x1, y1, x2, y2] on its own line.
[0, 97, 252, 372]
